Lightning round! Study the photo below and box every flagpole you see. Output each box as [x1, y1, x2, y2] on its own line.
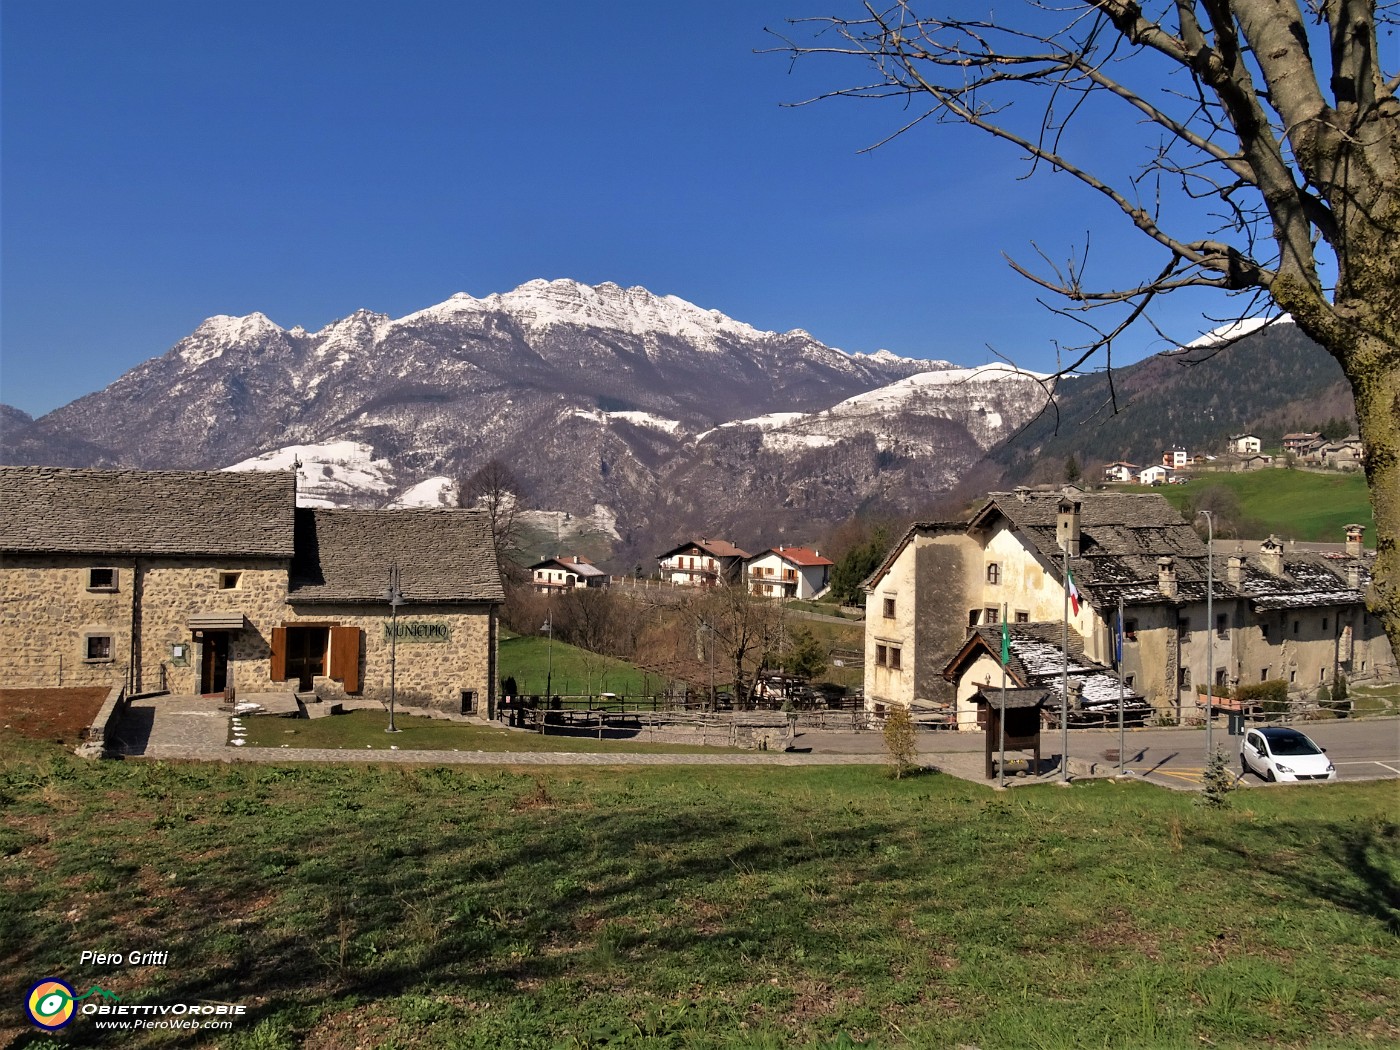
[999, 603, 1007, 789]
[1117, 593, 1126, 777]
[1061, 548, 1070, 784]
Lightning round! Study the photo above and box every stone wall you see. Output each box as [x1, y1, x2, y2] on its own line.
[1, 555, 137, 687]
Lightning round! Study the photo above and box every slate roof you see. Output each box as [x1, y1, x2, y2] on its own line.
[945, 622, 1151, 716]
[0, 466, 295, 557]
[289, 508, 504, 604]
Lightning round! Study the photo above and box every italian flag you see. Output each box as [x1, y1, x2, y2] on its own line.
[1066, 566, 1081, 616]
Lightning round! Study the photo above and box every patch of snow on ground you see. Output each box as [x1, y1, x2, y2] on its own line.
[388, 476, 458, 508]
[224, 440, 394, 507]
[606, 411, 682, 434]
[1183, 315, 1290, 348]
[761, 432, 838, 453]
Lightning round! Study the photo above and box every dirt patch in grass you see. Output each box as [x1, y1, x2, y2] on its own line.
[0, 687, 109, 743]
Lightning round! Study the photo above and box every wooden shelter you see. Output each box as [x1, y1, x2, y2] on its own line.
[969, 687, 1051, 779]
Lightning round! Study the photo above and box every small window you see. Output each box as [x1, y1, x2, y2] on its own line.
[1320, 667, 1326, 682]
[1289, 669, 1297, 683]
[1177, 618, 1190, 642]
[968, 609, 982, 627]
[87, 568, 117, 592]
[1215, 668, 1227, 688]
[1124, 675, 1135, 689]
[1124, 618, 1138, 641]
[985, 607, 999, 625]
[1260, 623, 1269, 640]
[84, 634, 113, 662]
[1216, 613, 1228, 638]
[883, 597, 896, 619]
[1178, 667, 1191, 689]
[1260, 668, 1269, 682]
[1015, 611, 1030, 624]
[876, 644, 888, 668]
[1360, 660, 1367, 672]
[1321, 617, 1328, 631]
[986, 563, 1001, 585]
[888, 647, 902, 671]
[219, 571, 243, 590]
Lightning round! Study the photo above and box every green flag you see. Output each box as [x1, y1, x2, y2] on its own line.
[1000, 618, 1010, 666]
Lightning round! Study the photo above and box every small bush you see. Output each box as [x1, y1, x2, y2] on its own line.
[1235, 679, 1290, 716]
[882, 706, 918, 779]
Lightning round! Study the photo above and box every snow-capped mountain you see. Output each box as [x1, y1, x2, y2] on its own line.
[4, 278, 1048, 565]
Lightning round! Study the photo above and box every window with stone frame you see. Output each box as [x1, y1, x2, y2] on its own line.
[883, 596, 896, 619]
[876, 644, 888, 668]
[87, 567, 117, 592]
[986, 562, 1001, 585]
[888, 646, 902, 671]
[219, 571, 243, 590]
[84, 633, 114, 662]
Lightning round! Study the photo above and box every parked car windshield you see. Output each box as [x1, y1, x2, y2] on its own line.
[1262, 729, 1323, 756]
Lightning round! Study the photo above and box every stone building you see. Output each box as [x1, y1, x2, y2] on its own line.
[0, 466, 503, 715]
[863, 488, 1395, 723]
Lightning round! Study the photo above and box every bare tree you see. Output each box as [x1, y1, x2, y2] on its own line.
[680, 584, 786, 706]
[772, 1, 1400, 653]
[458, 459, 525, 578]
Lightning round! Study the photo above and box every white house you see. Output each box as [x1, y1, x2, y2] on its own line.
[1162, 447, 1190, 468]
[528, 555, 608, 593]
[1138, 465, 1171, 485]
[1229, 434, 1262, 454]
[656, 538, 750, 588]
[1102, 462, 1139, 483]
[745, 545, 834, 599]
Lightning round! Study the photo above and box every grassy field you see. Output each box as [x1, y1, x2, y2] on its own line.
[2, 736, 1396, 1049]
[237, 710, 739, 754]
[498, 633, 660, 698]
[1120, 470, 1375, 545]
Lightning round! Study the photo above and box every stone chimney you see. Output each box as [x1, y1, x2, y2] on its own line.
[1259, 535, 1285, 577]
[1345, 524, 1365, 557]
[1347, 561, 1361, 590]
[1065, 678, 1084, 712]
[1157, 557, 1177, 598]
[1226, 554, 1245, 587]
[1015, 486, 1030, 503]
[1056, 496, 1082, 557]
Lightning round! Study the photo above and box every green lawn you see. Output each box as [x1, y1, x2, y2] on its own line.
[498, 633, 662, 698]
[1122, 470, 1375, 545]
[2, 735, 1397, 1049]
[236, 709, 738, 754]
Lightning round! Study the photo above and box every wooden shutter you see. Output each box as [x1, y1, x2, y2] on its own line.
[330, 626, 361, 693]
[270, 627, 287, 682]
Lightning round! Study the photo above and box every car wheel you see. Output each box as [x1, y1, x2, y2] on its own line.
[1264, 766, 1276, 783]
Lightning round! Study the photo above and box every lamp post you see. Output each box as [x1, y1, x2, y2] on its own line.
[384, 563, 404, 733]
[1198, 510, 1214, 763]
[541, 617, 554, 701]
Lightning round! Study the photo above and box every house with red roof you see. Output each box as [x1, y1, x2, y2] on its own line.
[744, 545, 834, 600]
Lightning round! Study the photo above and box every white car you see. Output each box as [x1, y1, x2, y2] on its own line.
[1240, 727, 1336, 782]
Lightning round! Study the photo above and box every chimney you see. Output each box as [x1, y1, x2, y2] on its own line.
[1345, 524, 1365, 557]
[1347, 561, 1361, 590]
[1015, 486, 1030, 503]
[1259, 535, 1285, 577]
[1057, 497, 1082, 557]
[1066, 678, 1084, 712]
[1227, 554, 1245, 587]
[1157, 557, 1178, 598]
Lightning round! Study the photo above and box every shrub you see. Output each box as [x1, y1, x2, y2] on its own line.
[1233, 679, 1289, 716]
[882, 706, 918, 779]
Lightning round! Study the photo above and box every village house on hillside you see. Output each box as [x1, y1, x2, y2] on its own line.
[656, 538, 750, 588]
[528, 554, 608, 593]
[1102, 462, 1139, 483]
[862, 488, 1395, 726]
[1228, 434, 1262, 455]
[0, 467, 504, 716]
[744, 545, 833, 600]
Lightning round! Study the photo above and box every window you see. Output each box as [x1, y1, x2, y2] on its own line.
[984, 607, 999, 625]
[1124, 618, 1138, 642]
[1216, 613, 1229, 638]
[1124, 675, 1135, 689]
[1361, 660, 1367, 672]
[84, 634, 113, 662]
[219, 571, 243, 590]
[87, 567, 117, 591]
[1260, 668, 1270, 682]
[1178, 667, 1191, 689]
[883, 597, 896, 619]
[986, 563, 1001, 585]
[876, 645, 888, 668]
[968, 609, 982, 628]
[1321, 617, 1329, 631]
[1215, 668, 1227, 688]
[1015, 611, 1030, 624]
[1177, 618, 1190, 642]
[1320, 667, 1326, 682]
[1260, 623, 1270, 640]
[1289, 669, 1297, 683]
[888, 647, 902, 671]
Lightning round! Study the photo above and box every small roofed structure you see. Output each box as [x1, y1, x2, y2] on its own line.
[968, 687, 1051, 779]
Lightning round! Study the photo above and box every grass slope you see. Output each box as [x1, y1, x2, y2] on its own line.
[2, 737, 1396, 1049]
[498, 634, 659, 698]
[1123, 471, 1375, 546]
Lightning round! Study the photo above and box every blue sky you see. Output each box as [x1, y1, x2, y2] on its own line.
[2, 1, 1239, 418]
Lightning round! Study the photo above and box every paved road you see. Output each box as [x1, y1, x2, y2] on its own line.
[111, 694, 1399, 792]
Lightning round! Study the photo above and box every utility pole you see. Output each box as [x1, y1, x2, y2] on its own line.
[1199, 511, 1214, 765]
[384, 563, 403, 733]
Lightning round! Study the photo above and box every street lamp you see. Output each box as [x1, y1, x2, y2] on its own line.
[1198, 510, 1214, 763]
[541, 617, 554, 701]
[384, 563, 404, 733]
